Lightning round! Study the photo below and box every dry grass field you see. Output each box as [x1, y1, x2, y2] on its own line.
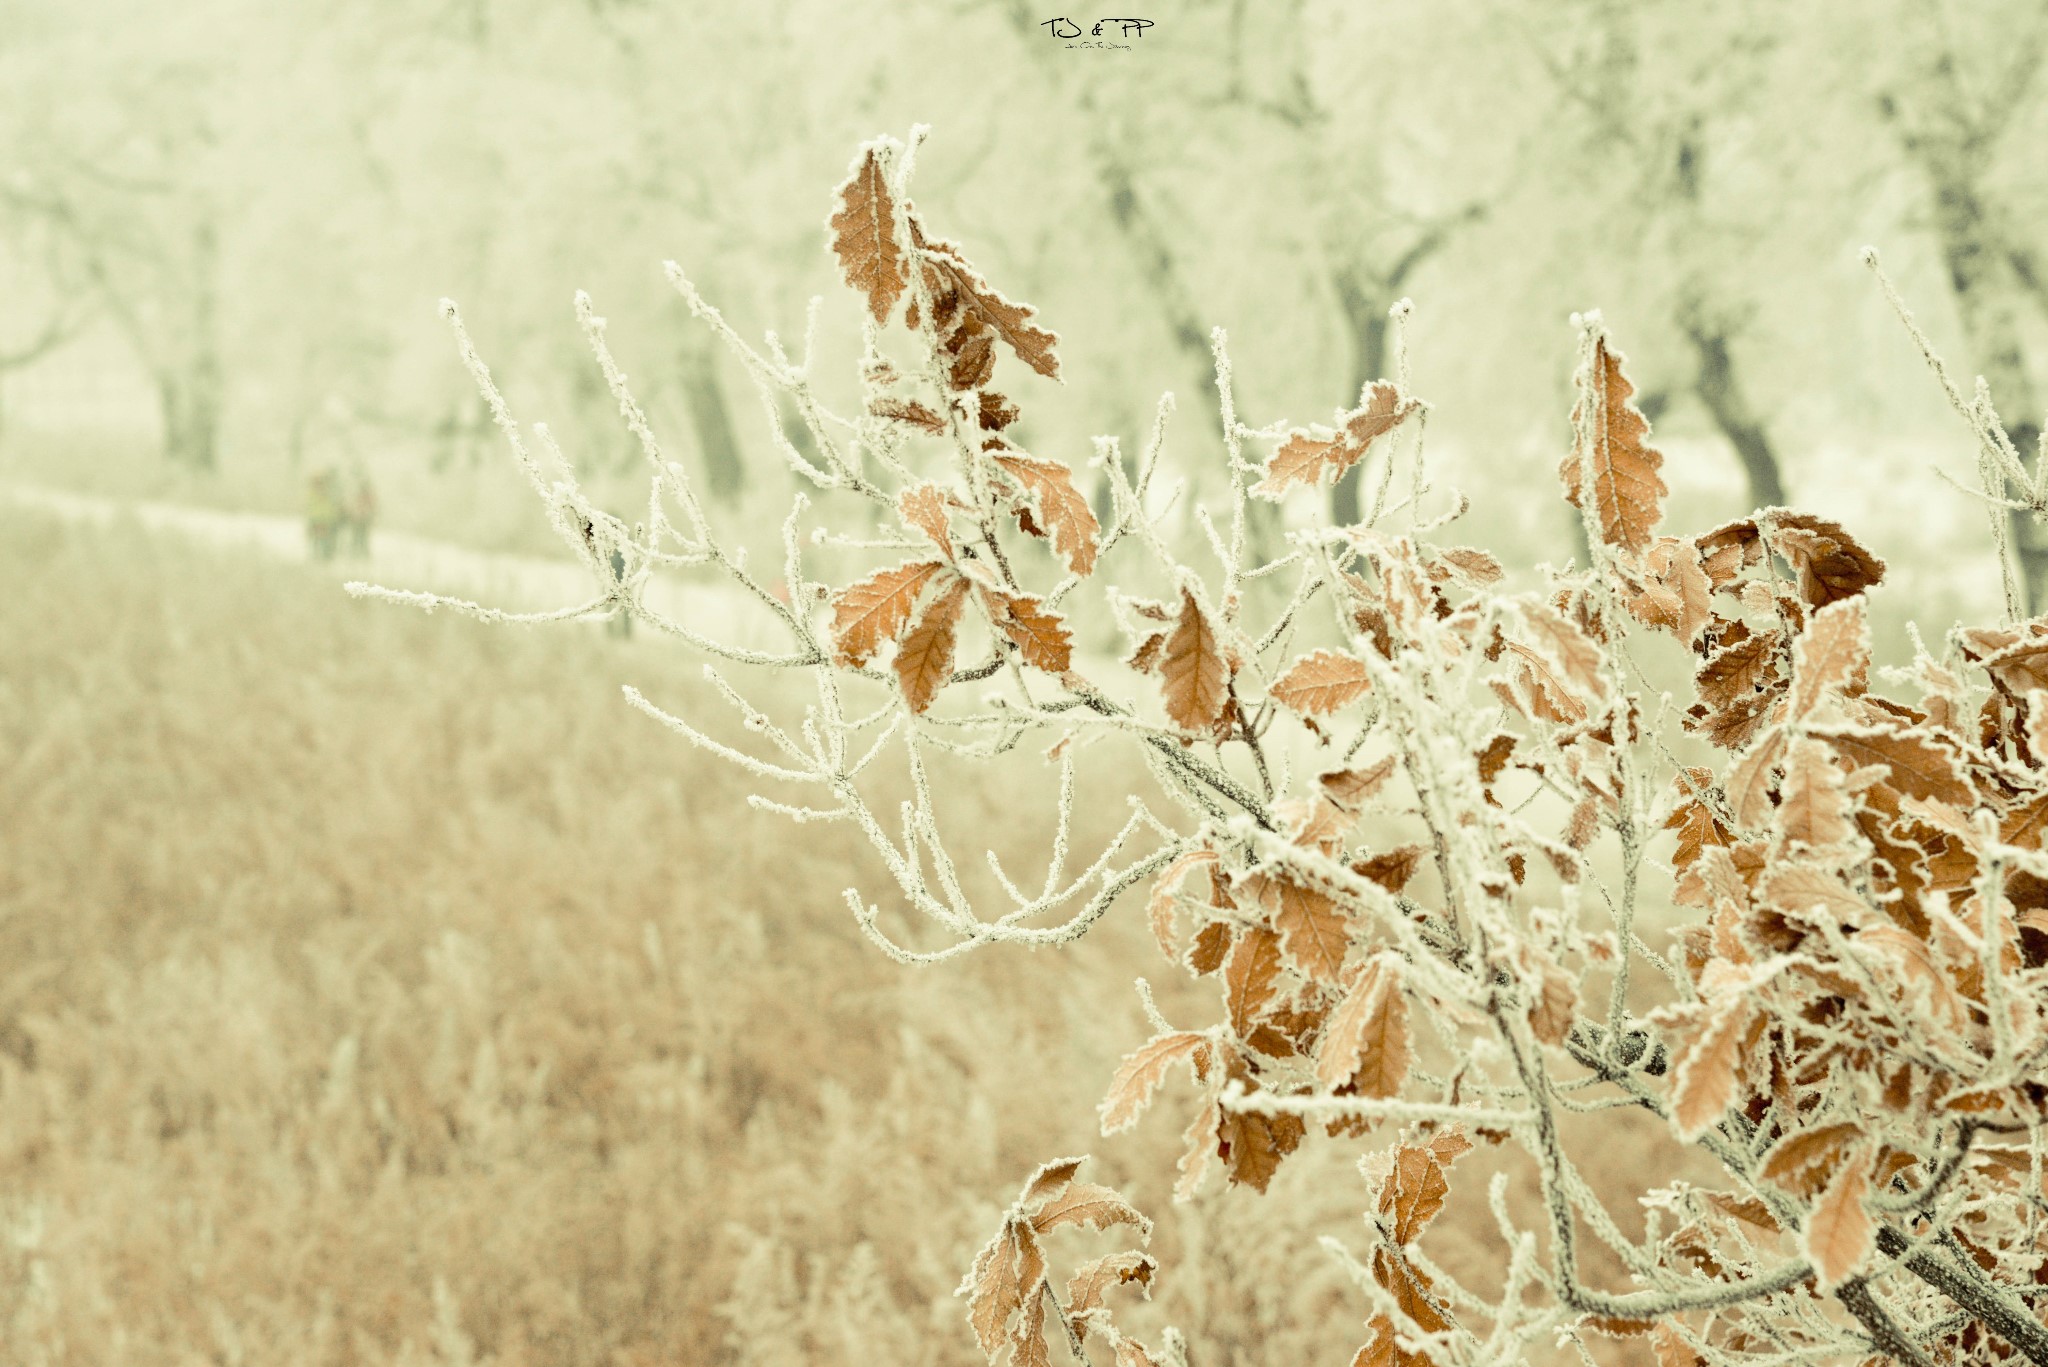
[0, 510, 1684, 1366]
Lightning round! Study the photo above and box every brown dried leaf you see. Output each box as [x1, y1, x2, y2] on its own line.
[992, 593, 1073, 674]
[1379, 1140, 1463, 1243]
[1670, 997, 1750, 1139]
[964, 1218, 1044, 1358]
[1100, 1032, 1207, 1135]
[1272, 649, 1373, 715]
[1127, 630, 1167, 675]
[1159, 589, 1230, 731]
[1224, 925, 1284, 1037]
[911, 223, 1062, 379]
[829, 559, 950, 667]
[1518, 601, 1607, 699]
[1665, 768, 1735, 904]
[828, 144, 907, 323]
[1322, 757, 1400, 810]
[894, 576, 970, 713]
[1174, 1094, 1222, 1200]
[1529, 955, 1579, 1047]
[1216, 1097, 1304, 1193]
[1031, 1182, 1152, 1238]
[1725, 728, 1787, 830]
[898, 482, 954, 554]
[870, 395, 946, 434]
[1697, 631, 1782, 711]
[1317, 957, 1409, 1095]
[1432, 545, 1505, 587]
[1804, 1145, 1875, 1288]
[1256, 382, 1422, 497]
[1019, 1156, 1087, 1207]
[1791, 597, 1869, 719]
[1147, 849, 1218, 960]
[1810, 721, 1970, 806]
[1774, 739, 1857, 850]
[1759, 1122, 1861, 1197]
[1762, 512, 1885, 607]
[1269, 878, 1351, 984]
[1065, 1252, 1155, 1323]
[1355, 845, 1426, 894]
[1187, 920, 1234, 975]
[993, 453, 1100, 576]
[979, 390, 1020, 431]
[1561, 333, 1667, 552]
[1757, 863, 1871, 932]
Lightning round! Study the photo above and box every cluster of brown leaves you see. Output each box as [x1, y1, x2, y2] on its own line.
[800, 136, 2048, 1363]
[961, 1157, 1165, 1367]
[825, 143, 1099, 712]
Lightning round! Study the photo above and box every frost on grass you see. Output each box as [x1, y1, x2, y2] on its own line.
[364, 132, 2048, 1366]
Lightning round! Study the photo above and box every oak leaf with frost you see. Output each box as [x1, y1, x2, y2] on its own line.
[1214, 1091, 1305, 1193]
[1515, 600, 1606, 702]
[990, 592, 1073, 673]
[828, 144, 907, 323]
[870, 395, 946, 434]
[993, 452, 1099, 576]
[1762, 512, 1885, 607]
[1159, 588, 1230, 731]
[1758, 1122, 1861, 1197]
[1262, 875, 1350, 983]
[1065, 1251, 1154, 1325]
[1100, 1031, 1208, 1135]
[1354, 845, 1426, 894]
[894, 576, 970, 713]
[1223, 925, 1283, 1037]
[910, 220, 1062, 379]
[1808, 721, 1970, 806]
[898, 482, 955, 553]
[962, 1219, 1045, 1359]
[1561, 333, 1666, 552]
[1255, 381, 1421, 497]
[1031, 1183, 1152, 1238]
[1146, 849, 1218, 960]
[1322, 757, 1399, 809]
[1317, 956, 1409, 1094]
[1668, 993, 1752, 1140]
[1271, 648, 1373, 715]
[830, 559, 951, 667]
[1803, 1145, 1875, 1288]
[1790, 597, 1869, 718]
[1773, 739, 1857, 850]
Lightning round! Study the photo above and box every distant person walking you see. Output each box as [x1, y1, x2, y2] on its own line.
[305, 469, 342, 561]
[342, 468, 378, 558]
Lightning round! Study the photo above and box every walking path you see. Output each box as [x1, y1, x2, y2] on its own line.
[1, 482, 780, 652]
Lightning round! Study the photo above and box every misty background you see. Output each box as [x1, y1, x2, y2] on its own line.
[3, 0, 2044, 615]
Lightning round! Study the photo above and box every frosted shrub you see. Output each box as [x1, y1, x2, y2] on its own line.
[361, 130, 2048, 1366]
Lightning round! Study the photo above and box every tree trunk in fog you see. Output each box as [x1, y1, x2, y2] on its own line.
[1882, 53, 2048, 613]
[678, 332, 745, 503]
[1933, 180, 2047, 611]
[160, 219, 223, 470]
[1684, 322, 1787, 511]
